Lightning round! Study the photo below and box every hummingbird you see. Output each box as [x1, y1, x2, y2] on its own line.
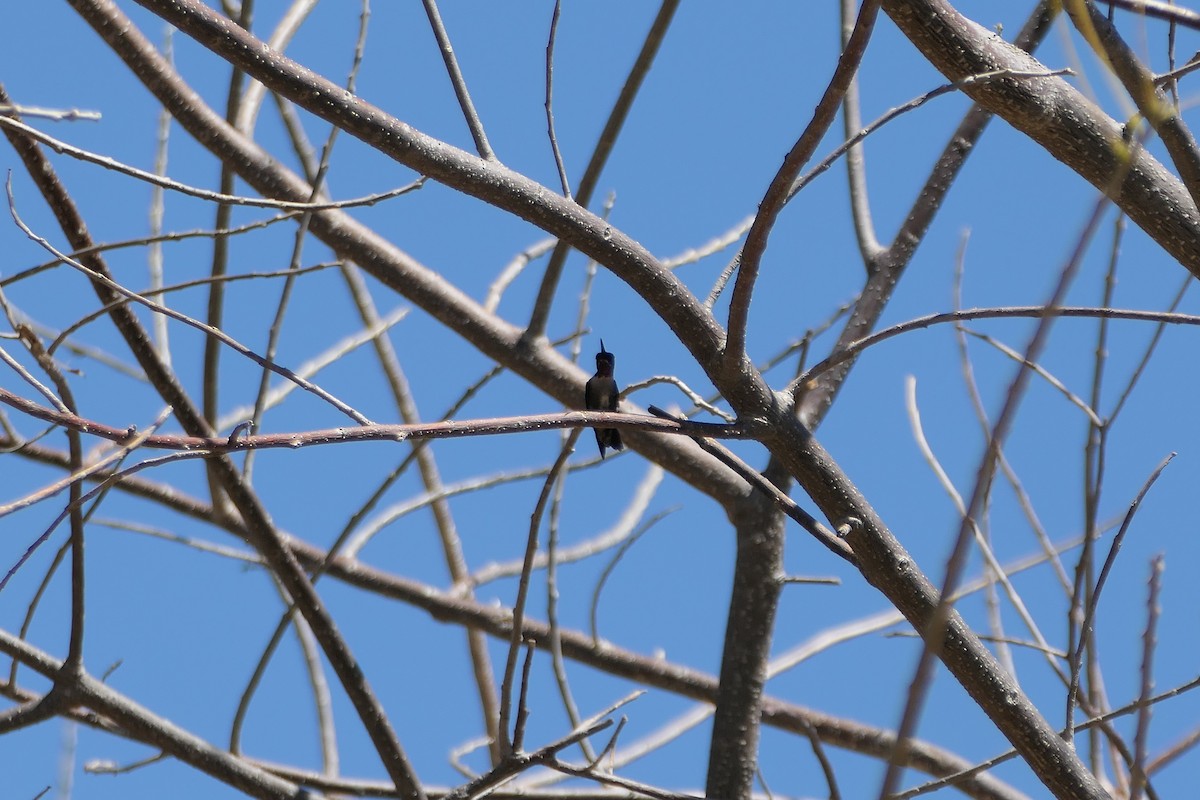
[584, 339, 623, 459]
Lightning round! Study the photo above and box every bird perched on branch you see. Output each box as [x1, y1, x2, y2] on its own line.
[584, 339, 623, 459]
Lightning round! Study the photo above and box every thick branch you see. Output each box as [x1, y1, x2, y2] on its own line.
[68, 0, 750, 506]
[0, 630, 303, 800]
[59, 4, 1145, 798]
[1064, 0, 1200, 211]
[883, 0, 1200, 274]
[123, 0, 726, 369]
[762, 423, 1111, 800]
[704, 490, 786, 800]
[1, 436, 1030, 800]
[1, 82, 427, 800]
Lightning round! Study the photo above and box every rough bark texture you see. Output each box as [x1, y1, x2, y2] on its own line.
[884, 0, 1200, 273]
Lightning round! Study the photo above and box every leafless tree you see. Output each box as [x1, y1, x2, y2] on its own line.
[3, 2, 1200, 800]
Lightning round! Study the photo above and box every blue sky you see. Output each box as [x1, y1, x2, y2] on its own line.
[3, 3, 1200, 799]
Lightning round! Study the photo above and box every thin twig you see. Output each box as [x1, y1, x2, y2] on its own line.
[960, 327, 1102, 426]
[587, 506, 676, 644]
[723, 0, 882, 369]
[880, 187, 1112, 798]
[0, 212, 309, 290]
[472, 465, 665, 589]
[525, 0, 680, 336]
[623, 377, 733, 422]
[787, 68, 1073, 208]
[513, 641, 538, 754]
[244, 0, 371, 481]
[235, 0, 321, 133]
[906, 376, 1066, 683]
[799, 717, 841, 800]
[0, 394, 766, 455]
[1067, 454, 1175, 736]
[421, 0, 495, 160]
[0, 104, 101, 121]
[646, 406, 855, 565]
[499, 434, 578, 754]
[1130, 556, 1164, 800]
[0, 115, 424, 210]
[1106, 273, 1192, 424]
[486, 238, 557, 314]
[792, 305, 1200, 392]
[215, 306, 408, 432]
[0, 415, 172, 592]
[147, 27, 172, 357]
[6, 181, 373, 426]
[840, 0, 880, 262]
[951, 237, 1072, 594]
[546, 422, 595, 761]
[544, 0, 571, 198]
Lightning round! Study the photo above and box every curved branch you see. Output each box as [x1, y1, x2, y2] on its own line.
[799, 0, 1058, 427]
[724, 0, 883, 375]
[69, 0, 748, 506]
[121, 0, 725, 370]
[0, 435, 1032, 800]
[0, 81, 427, 800]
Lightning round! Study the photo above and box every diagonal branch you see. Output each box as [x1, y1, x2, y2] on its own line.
[722, 0, 882, 376]
[0, 629, 304, 800]
[0, 82, 428, 800]
[421, 0, 495, 160]
[0, 435, 1038, 800]
[882, 0, 1200, 273]
[121, 0, 725, 371]
[70, 0, 749, 506]
[526, 0, 681, 336]
[798, 1, 1058, 427]
[1063, 0, 1200, 211]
